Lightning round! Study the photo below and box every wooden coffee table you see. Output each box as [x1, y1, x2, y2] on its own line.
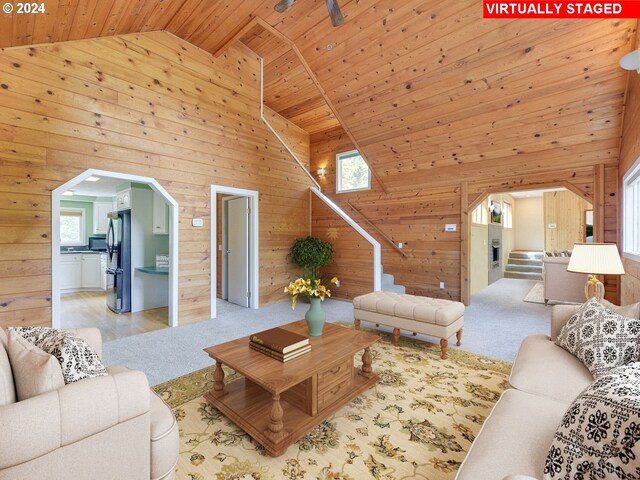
[203, 320, 380, 456]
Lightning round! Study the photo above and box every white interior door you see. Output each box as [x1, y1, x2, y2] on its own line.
[227, 197, 249, 307]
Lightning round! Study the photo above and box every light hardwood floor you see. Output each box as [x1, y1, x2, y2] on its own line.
[61, 291, 168, 342]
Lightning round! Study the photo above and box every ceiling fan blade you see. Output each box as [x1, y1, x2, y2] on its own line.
[326, 0, 344, 26]
[274, 0, 295, 13]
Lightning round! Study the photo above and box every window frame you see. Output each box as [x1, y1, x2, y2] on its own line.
[471, 201, 488, 225]
[623, 158, 640, 262]
[60, 207, 86, 246]
[335, 149, 371, 194]
[502, 201, 513, 229]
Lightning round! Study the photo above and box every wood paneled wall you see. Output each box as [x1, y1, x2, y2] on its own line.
[312, 126, 462, 301]
[543, 190, 592, 252]
[311, 194, 374, 300]
[619, 52, 640, 305]
[0, 31, 314, 328]
[312, 126, 622, 303]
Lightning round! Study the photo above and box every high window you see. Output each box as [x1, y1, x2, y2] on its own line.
[60, 208, 85, 246]
[503, 201, 513, 229]
[336, 150, 371, 193]
[471, 202, 488, 224]
[623, 160, 640, 260]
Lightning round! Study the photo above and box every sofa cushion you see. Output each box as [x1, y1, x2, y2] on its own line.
[543, 364, 640, 479]
[509, 335, 593, 403]
[11, 327, 107, 384]
[0, 329, 16, 406]
[456, 389, 569, 480]
[150, 391, 179, 480]
[7, 330, 65, 401]
[555, 298, 640, 378]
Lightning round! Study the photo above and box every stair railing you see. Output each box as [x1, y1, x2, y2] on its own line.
[345, 201, 409, 258]
[311, 188, 381, 291]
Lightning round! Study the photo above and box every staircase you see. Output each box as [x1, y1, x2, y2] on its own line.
[381, 265, 406, 294]
[504, 251, 543, 280]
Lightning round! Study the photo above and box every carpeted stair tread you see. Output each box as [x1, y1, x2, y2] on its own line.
[505, 264, 543, 273]
[381, 265, 406, 294]
[504, 271, 543, 280]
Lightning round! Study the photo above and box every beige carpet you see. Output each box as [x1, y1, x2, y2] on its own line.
[523, 281, 545, 304]
[153, 328, 511, 480]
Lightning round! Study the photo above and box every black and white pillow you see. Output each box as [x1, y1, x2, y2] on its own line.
[10, 327, 107, 384]
[555, 298, 640, 378]
[543, 363, 640, 479]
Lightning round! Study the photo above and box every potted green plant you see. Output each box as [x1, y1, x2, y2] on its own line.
[289, 236, 334, 281]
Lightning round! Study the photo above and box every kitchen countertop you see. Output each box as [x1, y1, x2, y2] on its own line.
[135, 266, 169, 275]
[61, 250, 106, 255]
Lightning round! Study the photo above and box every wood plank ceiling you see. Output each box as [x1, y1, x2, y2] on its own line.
[0, 0, 636, 192]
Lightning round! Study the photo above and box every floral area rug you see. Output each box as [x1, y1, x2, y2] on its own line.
[153, 326, 511, 480]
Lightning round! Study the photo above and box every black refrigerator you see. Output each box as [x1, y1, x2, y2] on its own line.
[106, 210, 131, 313]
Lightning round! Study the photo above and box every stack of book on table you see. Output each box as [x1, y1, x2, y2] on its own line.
[249, 327, 310, 362]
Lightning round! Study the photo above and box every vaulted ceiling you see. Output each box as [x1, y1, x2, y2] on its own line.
[0, 0, 637, 192]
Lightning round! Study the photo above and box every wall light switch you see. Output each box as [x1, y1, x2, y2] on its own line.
[445, 224, 457, 232]
[398, 242, 403, 249]
[192, 218, 204, 227]
[548, 223, 557, 229]
[439, 282, 445, 289]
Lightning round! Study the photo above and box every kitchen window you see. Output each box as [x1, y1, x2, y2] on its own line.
[336, 150, 371, 193]
[60, 208, 85, 246]
[623, 160, 640, 260]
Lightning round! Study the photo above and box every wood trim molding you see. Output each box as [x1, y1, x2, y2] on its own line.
[460, 181, 470, 306]
[594, 164, 605, 243]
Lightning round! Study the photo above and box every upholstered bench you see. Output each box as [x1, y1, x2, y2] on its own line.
[353, 291, 464, 359]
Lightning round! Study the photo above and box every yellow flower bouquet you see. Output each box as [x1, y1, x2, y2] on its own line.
[284, 276, 340, 309]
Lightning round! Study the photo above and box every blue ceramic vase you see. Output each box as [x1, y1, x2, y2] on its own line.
[305, 297, 326, 336]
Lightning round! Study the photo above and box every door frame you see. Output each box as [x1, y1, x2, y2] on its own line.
[210, 185, 259, 318]
[52, 169, 179, 328]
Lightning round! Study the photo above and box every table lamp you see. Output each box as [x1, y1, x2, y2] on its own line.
[566, 243, 625, 301]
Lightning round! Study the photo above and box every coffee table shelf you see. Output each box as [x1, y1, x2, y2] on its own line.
[203, 320, 380, 457]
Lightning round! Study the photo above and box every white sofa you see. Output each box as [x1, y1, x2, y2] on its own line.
[0, 328, 179, 480]
[456, 302, 640, 480]
[542, 256, 589, 305]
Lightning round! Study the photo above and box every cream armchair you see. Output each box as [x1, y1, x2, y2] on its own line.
[542, 256, 589, 305]
[0, 328, 178, 480]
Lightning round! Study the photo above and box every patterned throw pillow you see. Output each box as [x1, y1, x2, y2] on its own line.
[555, 298, 640, 378]
[10, 327, 107, 384]
[543, 364, 640, 479]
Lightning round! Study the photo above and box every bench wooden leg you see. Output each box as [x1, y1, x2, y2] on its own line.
[456, 328, 462, 346]
[440, 339, 448, 359]
[393, 328, 400, 346]
[354, 319, 361, 330]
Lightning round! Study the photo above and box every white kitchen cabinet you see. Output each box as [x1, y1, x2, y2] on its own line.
[92, 201, 112, 234]
[81, 254, 102, 289]
[116, 189, 131, 211]
[152, 192, 169, 235]
[60, 255, 82, 291]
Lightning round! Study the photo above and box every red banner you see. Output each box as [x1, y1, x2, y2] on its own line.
[483, 1, 640, 18]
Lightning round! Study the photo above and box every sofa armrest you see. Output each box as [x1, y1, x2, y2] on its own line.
[0, 368, 149, 469]
[550, 305, 581, 341]
[66, 327, 103, 358]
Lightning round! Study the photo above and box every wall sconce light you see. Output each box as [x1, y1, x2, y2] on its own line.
[620, 49, 640, 73]
[317, 167, 326, 177]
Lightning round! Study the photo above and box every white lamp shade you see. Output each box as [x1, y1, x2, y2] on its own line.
[567, 243, 625, 275]
[620, 49, 640, 71]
